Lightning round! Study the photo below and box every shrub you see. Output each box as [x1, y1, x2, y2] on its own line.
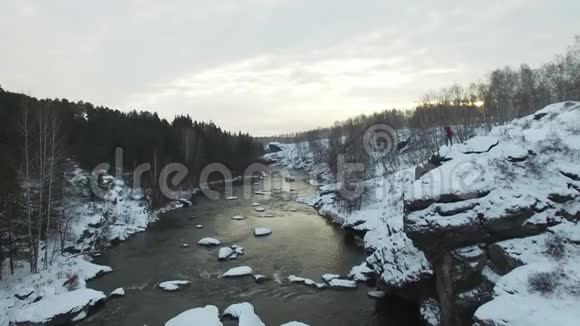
[545, 234, 566, 261]
[528, 271, 559, 294]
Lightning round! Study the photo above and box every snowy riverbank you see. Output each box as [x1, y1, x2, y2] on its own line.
[0, 168, 189, 325]
[265, 102, 580, 326]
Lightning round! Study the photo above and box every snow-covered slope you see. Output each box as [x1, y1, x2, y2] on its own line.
[268, 102, 580, 326]
[64, 167, 156, 253]
[404, 102, 580, 326]
[0, 166, 181, 325]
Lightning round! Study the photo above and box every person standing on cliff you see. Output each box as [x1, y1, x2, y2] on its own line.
[444, 126, 455, 146]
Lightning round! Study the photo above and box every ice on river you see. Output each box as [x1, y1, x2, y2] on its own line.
[165, 305, 222, 326]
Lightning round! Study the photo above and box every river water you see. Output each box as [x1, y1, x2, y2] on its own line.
[83, 171, 420, 325]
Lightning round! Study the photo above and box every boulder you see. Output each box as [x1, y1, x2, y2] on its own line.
[10, 289, 106, 325]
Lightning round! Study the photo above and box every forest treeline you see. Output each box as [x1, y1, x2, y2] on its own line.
[0, 90, 263, 274]
[262, 36, 580, 145]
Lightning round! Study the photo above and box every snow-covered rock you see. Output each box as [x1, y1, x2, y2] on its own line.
[251, 202, 261, 207]
[321, 274, 340, 283]
[404, 102, 580, 325]
[158, 280, 191, 291]
[328, 279, 357, 289]
[110, 288, 125, 297]
[420, 298, 440, 326]
[195, 224, 203, 229]
[232, 244, 244, 255]
[280, 323, 310, 326]
[227, 196, 238, 200]
[223, 302, 265, 326]
[254, 227, 272, 237]
[178, 198, 192, 207]
[218, 247, 235, 260]
[198, 237, 221, 246]
[254, 206, 266, 212]
[165, 305, 222, 326]
[232, 215, 246, 220]
[223, 266, 253, 277]
[474, 261, 580, 326]
[253, 274, 269, 283]
[288, 275, 327, 289]
[367, 290, 386, 299]
[10, 289, 106, 325]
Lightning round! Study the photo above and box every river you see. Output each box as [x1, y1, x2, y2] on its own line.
[83, 171, 421, 325]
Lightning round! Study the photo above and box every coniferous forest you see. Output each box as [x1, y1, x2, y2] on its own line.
[0, 89, 264, 209]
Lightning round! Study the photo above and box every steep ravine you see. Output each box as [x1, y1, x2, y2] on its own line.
[268, 101, 580, 326]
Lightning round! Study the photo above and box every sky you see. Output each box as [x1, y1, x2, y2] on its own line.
[0, 0, 578, 136]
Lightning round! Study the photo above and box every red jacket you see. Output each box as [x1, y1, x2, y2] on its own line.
[444, 126, 454, 137]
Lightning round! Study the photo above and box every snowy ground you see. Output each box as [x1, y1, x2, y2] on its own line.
[0, 168, 187, 325]
[266, 102, 580, 325]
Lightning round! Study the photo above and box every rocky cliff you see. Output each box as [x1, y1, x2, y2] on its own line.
[404, 102, 580, 326]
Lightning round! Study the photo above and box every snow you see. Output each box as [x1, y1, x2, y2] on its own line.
[348, 263, 373, 282]
[367, 290, 386, 299]
[158, 280, 191, 291]
[254, 227, 272, 236]
[223, 302, 265, 326]
[218, 247, 235, 260]
[165, 305, 223, 326]
[474, 261, 580, 326]
[232, 215, 246, 220]
[321, 274, 340, 282]
[328, 279, 357, 289]
[110, 287, 125, 296]
[254, 206, 266, 212]
[223, 266, 253, 277]
[420, 298, 440, 326]
[198, 237, 221, 246]
[227, 196, 238, 200]
[66, 168, 158, 252]
[195, 224, 203, 229]
[280, 323, 310, 326]
[10, 289, 106, 325]
[232, 244, 245, 255]
[251, 202, 261, 207]
[288, 275, 327, 289]
[0, 254, 112, 326]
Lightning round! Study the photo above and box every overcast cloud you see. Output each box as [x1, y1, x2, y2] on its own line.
[1, 0, 578, 135]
